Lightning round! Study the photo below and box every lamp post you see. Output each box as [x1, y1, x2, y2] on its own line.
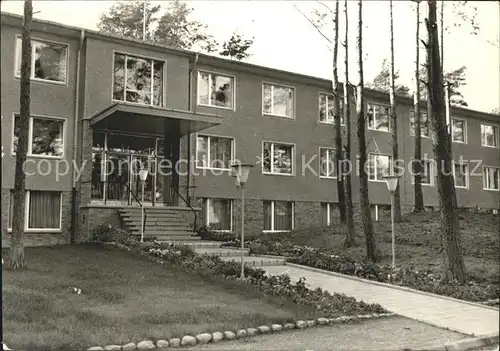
[383, 175, 399, 269]
[139, 168, 149, 242]
[231, 163, 254, 279]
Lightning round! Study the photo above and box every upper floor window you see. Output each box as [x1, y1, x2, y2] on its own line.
[196, 135, 234, 170]
[13, 115, 65, 158]
[319, 147, 336, 179]
[262, 141, 294, 175]
[409, 110, 430, 138]
[113, 53, 164, 107]
[319, 93, 345, 125]
[481, 123, 498, 148]
[263, 83, 294, 118]
[452, 118, 467, 143]
[367, 102, 390, 132]
[368, 154, 392, 181]
[198, 71, 234, 109]
[15, 37, 68, 84]
[483, 166, 499, 191]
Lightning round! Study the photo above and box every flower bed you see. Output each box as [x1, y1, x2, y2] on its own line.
[196, 227, 499, 303]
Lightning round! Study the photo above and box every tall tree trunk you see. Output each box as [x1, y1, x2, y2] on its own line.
[425, 0, 466, 284]
[343, 0, 356, 247]
[332, 0, 346, 224]
[357, 0, 376, 261]
[389, 0, 402, 222]
[10, 0, 33, 269]
[413, 0, 425, 212]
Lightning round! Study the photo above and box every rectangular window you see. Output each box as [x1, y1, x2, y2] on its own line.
[453, 163, 469, 189]
[263, 200, 294, 232]
[321, 203, 338, 226]
[368, 154, 392, 181]
[13, 115, 65, 157]
[452, 118, 467, 143]
[196, 135, 234, 170]
[263, 83, 294, 117]
[205, 198, 232, 231]
[319, 93, 344, 125]
[481, 124, 498, 147]
[262, 142, 294, 175]
[198, 71, 234, 109]
[483, 166, 500, 191]
[9, 191, 62, 230]
[319, 147, 336, 178]
[15, 37, 68, 84]
[411, 159, 434, 186]
[409, 110, 430, 138]
[113, 53, 164, 106]
[367, 102, 390, 132]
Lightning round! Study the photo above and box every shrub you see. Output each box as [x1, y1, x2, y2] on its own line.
[91, 224, 130, 243]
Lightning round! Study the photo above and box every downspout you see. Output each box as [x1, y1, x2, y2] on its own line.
[70, 29, 85, 244]
[186, 53, 199, 205]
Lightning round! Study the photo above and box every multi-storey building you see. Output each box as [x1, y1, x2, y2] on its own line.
[1, 13, 499, 247]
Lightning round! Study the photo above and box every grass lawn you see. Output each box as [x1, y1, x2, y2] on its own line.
[262, 211, 499, 285]
[2, 244, 322, 350]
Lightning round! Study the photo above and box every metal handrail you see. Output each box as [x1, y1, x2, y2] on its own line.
[112, 178, 147, 235]
[170, 186, 197, 231]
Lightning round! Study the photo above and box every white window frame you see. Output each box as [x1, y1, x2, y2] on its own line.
[481, 123, 499, 148]
[14, 35, 69, 86]
[262, 82, 295, 118]
[111, 51, 166, 107]
[318, 92, 345, 126]
[197, 70, 236, 110]
[367, 101, 391, 133]
[409, 109, 431, 138]
[483, 166, 500, 191]
[322, 203, 336, 226]
[11, 113, 67, 159]
[8, 190, 63, 232]
[318, 147, 337, 179]
[204, 198, 233, 232]
[368, 153, 393, 182]
[453, 162, 469, 189]
[451, 118, 468, 144]
[262, 200, 295, 233]
[411, 159, 435, 186]
[195, 134, 235, 171]
[261, 141, 295, 176]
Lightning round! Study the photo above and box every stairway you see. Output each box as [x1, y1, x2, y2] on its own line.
[118, 207, 200, 242]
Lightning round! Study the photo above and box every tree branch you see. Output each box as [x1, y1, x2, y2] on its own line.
[292, 3, 332, 45]
[316, 0, 334, 15]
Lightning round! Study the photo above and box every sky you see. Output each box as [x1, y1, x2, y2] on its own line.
[1, 0, 499, 113]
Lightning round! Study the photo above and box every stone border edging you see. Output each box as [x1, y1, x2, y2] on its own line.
[87, 313, 397, 350]
[481, 299, 499, 308]
[285, 262, 500, 312]
[403, 332, 499, 351]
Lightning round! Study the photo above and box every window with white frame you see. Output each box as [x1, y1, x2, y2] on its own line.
[409, 110, 430, 138]
[319, 93, 344, 125]
[205, 198, 232, 231]
[9, 191, 62, 230]
[113, 53, 164, 106]
[263, 200, 294, 232]
[13, 115, 65, 157]
[319, 147, 336, 178]
[412, 159, 434, 186]
[452, 118, 467, 143]
[263, 83, 294, 117]
[367, 103, 390, 132]
[321, 203, 338, 226]
[481, 123, 498, 147]
[262, 142, 294, 175]
[198, 71, 234, 109]
[196, 135, 234, 170]
[15, 37, 68, 84]
[483, 166, 500, 191]
[368, 154, 392, 181]
[453, 163, 469, 189]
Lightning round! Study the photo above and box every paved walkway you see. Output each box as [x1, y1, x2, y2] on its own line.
[264, 264, 499, 337]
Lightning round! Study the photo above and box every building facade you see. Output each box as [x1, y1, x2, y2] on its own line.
[1, 13, 499, 246]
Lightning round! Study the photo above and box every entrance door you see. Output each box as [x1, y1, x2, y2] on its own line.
[130, 154, 155, 205]
[106, 153, 130, 203]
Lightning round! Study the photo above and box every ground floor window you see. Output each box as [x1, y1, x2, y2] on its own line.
[263, 200, 294, 232]
[483, 166, 500, 191]
[8, 190, 62, 230]
[205, 198, 232, 231]
[321, 203, 338, 226]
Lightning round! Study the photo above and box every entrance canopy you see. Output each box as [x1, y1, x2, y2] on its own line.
[88, 103, 222, 135]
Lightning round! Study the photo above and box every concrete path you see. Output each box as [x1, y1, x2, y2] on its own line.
[264, 264, 499, 337]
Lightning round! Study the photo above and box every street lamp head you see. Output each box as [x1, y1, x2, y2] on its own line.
[383, 175, 400, 193]
[231, 163, 254, 186]
[231, 169, 241, 187]
[139, 169, 149, 182]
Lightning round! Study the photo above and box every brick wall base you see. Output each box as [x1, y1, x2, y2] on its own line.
[79, 206, 122, 242]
